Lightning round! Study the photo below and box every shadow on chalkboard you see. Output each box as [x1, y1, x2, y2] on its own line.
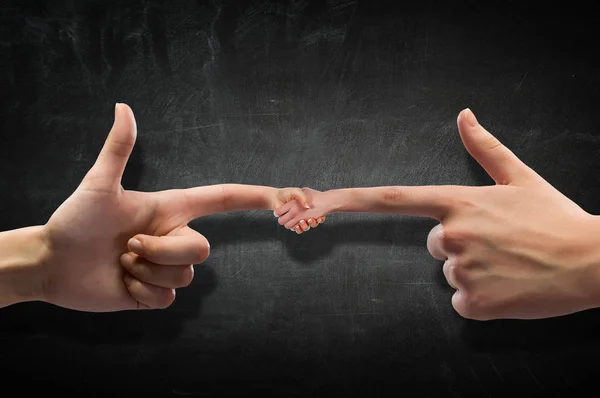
[192, 214, 438, 264]
[460, 308, 600, 350]
[281, 217, 437, 263]
[0, 264, 217, 344]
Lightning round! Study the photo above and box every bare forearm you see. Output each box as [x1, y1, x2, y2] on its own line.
[220, 184, 276, 212]
[182, 184, 276, 217]
[0, 226, 48, 308]
[325, 186, 407, 214]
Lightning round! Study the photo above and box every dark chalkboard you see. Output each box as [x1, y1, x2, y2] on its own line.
[2, 0, 600, 396]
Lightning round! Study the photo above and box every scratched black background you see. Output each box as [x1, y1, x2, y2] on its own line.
[1, 0, 600, 396]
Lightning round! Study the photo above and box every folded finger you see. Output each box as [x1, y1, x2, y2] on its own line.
[278, 210, 298, 227]
[128, 227, 210, 265]
[285, 218, 303, 229]
[442, 260, 457, 289]
[121, 253, 194, 289]
[427, 224, 448, 261]
[299, 220, 310, 231]
[123, 273, 176, 309]
[274, 201, 295, 217]
[281, 187, 311, 209]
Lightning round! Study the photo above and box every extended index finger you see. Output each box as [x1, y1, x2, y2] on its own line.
[371, 185, 470, 221]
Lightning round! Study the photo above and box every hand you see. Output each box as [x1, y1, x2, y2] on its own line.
[396, 109, 600, 320]
[271, 187, 312, 211]
[274, 188, 327, 233]
[38, 104, 212, 311]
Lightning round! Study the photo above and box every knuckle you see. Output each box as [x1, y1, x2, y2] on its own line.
[142, 239, 159, 257]
[454, 304, 473, 320]
[128, 280, 146, 300]
[108, 138, 135, 157]
[452, 292, 471, 319]
[459, 254, 478, 270]
[194, 238, 210, 263]
[156, 290, 176, 309]
[457, 292, 488, 320]
[125, 258, 148, 281]
[123, 274, 136, 290]
[446, 262, 458, 281]
[440, 227, 459, 244]
[481, 134, 503, 152]
[444, 260, 469, 287]
[220, 185, 233, 213]
[195, 246, 208, 263]
[128, 262, 145, 280]
[451, 259, 470, 281]
[455, 194, 477, 210]
[180, 265, 195, 286]
[440, 227, 470, 251]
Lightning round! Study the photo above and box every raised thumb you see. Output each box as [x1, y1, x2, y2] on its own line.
[457, 108, 532, 185]
[83, 103, 137, 190]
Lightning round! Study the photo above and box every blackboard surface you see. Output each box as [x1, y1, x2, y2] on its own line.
[2, 1, 600, 396]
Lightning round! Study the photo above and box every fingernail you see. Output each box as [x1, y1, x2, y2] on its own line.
[463, 108, 478, 127]
[128, 238, 143, 253]
[304, 204, 311, 209]
[273, 211, 279, 218]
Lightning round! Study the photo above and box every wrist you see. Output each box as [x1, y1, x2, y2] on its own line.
[266, 186, 279, 209]
[583, 215, 600, 309]
[323, 189, 354, 213]
[261, 185, 278, 209]
[0, 226, 50, 308]
[570, 214, 600, 311]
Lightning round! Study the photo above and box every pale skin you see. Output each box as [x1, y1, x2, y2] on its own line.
[0, 103, 323, 312]
[275, 109, 600, 321]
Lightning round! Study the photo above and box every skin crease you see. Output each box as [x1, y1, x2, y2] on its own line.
[274, 108, 600, 321]
[0, 103, 323, 312]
